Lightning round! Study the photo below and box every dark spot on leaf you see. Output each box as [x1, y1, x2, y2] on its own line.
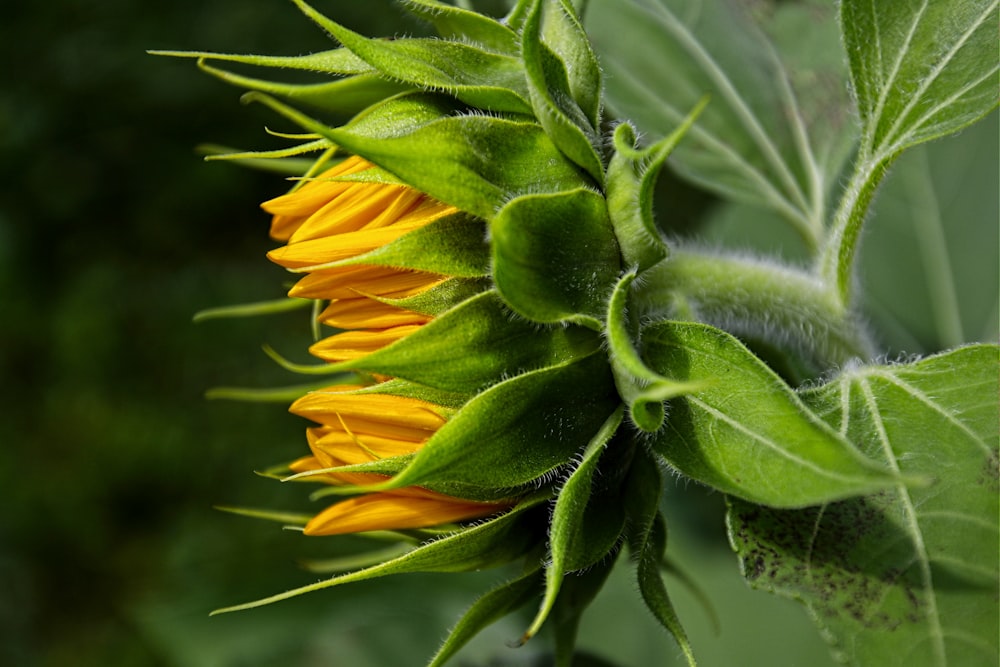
[978, 449, 999, 492]
[727, 495, 928, 631]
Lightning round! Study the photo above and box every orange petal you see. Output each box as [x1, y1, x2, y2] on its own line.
[288, 185, 425, 243]
[289, 268, 444, 301]
[308, 325, 422, 362]
[265, 156, 373, 240]
[303, 492, 510, 536]
[291, 390, 446, 432]
[267, 222, 428, 270]
[319, 297, 432, 330]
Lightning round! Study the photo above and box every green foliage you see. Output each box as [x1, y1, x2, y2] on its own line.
[643, 322, 899, 506]
[521, 0, 604, 181]
[213, 492, 550, 614]
[730, 345, 999, 666]
[331, 290, 602, 394]
[491, 189, 621, 326]
[525, 407, 626, 640]
[823, 0, 1000, 308]
[319, 212, 491, 278]
[382, 351, 620, 492]
[589, 0, 846, 246]
[136, 1, 999, 666]
[589, 1, 998, 664]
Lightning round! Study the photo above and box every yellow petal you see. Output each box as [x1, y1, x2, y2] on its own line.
[319, 295, 432, 330]
[267, 222, 427, 270]
[291, 390, 446, 432]
[288, 185, 425, 243]
[303, 492, 510, 536]
[289, 268, 444, 301]
[265, 156, 373, 240]
[308, 325, 422, 362]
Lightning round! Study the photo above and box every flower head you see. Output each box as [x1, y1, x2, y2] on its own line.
[176, 0, 707, 663]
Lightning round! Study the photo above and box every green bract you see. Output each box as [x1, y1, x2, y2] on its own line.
[169, 0, 999, 665]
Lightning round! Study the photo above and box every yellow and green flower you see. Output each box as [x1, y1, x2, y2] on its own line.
[160, 1, 904, 664]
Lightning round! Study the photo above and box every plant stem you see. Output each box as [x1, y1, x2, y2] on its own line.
[636, 249, 874, 369]
[818, 150, 896, 312]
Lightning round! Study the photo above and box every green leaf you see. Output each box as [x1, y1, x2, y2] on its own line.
[401, 0, 520, 54]
[336, 290, 603, 394]
[521, 0, 603, 182]
[428, 568, 543, 667]
[211, 494, 547, 614]
[624, 446, 697, 666]
[358, 378, 470, 411]
[197, 60, 411, 113]
[193, 296, 311, 322]
[842, 0, 999, 159]
[382, 277, 492, 317]
[491, 189, 621, 326]
[524, 407, 626, 641]
[246, 91, 591, 220]
[329, 96, 592, 220]
[643, 321, 898, 506]
[300, 212, 490, 278]
[606, 123, 669, 272]
[588, 0, 845, 245]
[822, 0, 999, 309]
[197, 143, 320, 176]
[728, 345, 1000, 667]
[381, 351, 620, 491]
[291, 0, 532, 114]
[537, 0, 603, 129]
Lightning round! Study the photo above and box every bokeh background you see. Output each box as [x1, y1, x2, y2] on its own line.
[2, 1, 995, 666]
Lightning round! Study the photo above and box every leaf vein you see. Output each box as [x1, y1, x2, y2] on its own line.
[859, 377, 946, 665]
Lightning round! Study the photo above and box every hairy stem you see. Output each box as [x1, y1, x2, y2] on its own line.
[818, 150, 896, 312]
[636, 249, 875, 369]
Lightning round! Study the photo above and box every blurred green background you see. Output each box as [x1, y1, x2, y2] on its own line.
[1, 1, 994, 666]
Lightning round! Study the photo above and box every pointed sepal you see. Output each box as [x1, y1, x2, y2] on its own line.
[606, 100, 705, 272]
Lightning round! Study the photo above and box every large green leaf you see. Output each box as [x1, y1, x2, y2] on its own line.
[728, 345, 1000, 667]
[822, 0, 999, 307]
[588, 0, 850, 244]
[643, 321, 898, 506]
[842, 0, 999, 160]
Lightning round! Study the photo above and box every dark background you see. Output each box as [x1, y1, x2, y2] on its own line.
[3, 1, 991, 666]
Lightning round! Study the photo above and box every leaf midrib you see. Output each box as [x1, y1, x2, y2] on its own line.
[857, 377, 947, 666]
